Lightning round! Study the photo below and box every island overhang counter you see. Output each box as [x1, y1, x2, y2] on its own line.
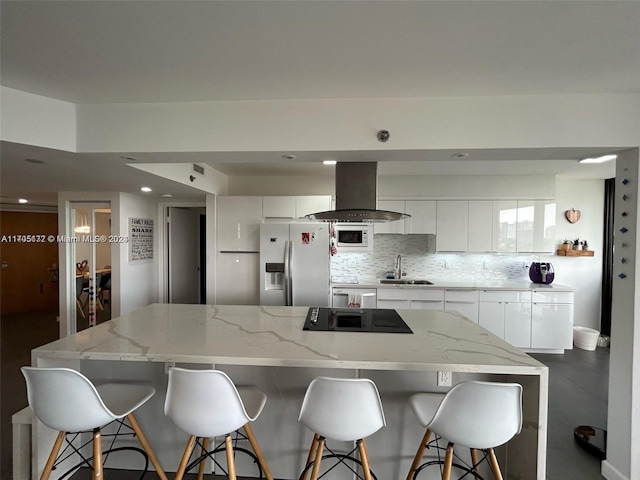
[30, 304, 548, 480]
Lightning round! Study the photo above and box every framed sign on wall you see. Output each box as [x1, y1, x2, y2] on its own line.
[129, 218, 154, 261]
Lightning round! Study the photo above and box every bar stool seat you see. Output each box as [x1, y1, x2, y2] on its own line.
[164, 367, 273, 480]
[298, 376, 386, 480]
[21, 366, 167, 480]
[406, 381, 522, 480]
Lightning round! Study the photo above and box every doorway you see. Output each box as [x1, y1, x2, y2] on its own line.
[70, 203, 111, 331]
[166, 206, 205, 304]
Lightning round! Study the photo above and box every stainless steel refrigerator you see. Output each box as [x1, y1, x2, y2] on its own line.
[259, 223, 330, 306]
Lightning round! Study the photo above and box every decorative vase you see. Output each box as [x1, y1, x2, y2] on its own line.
[560, 243, 570, 251]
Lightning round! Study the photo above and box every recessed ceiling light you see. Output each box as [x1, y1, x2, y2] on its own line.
[281, 154, 297, 160]
[141, 187, 152, 193]
[578, 154, 617, 164]
[451, 152, 469, 158]
[120, 156, 138, 161]
[24, 158, 45, 164]
[161, 193, 173, 198]
[323, 160, 337, 165]
[18, 198, 28, 204]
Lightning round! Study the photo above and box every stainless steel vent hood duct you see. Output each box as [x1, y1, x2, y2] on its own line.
[306, 162, 410, 223]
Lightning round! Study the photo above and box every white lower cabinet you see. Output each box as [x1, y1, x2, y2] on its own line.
[444, 289, 479, 323]
[479, 290, 532, 348]
[531, 291, 574, 350]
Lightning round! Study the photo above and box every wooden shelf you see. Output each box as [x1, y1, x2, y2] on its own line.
[556, 249, 594, 256]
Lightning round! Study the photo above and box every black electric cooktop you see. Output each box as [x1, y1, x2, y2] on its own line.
[303, 307, 413, 334]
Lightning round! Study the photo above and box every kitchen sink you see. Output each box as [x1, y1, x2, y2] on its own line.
[378, 279, 434, 285]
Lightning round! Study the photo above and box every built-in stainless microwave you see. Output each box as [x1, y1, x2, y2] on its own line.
[334, 224, 373, 252]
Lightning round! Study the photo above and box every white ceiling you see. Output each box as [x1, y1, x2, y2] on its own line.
[2, 1, 638, 206]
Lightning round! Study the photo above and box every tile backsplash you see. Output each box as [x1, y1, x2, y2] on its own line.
[330, 234, 542, 282]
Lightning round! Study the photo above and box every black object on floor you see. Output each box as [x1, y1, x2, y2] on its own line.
[574, 425, 607, 460]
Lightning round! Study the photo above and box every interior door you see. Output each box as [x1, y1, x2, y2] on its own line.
[168, 207, 200, 304]
[0, 211, 58, 315]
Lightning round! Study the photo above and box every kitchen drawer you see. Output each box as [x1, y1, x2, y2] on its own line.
[532, 291, 573, 304]
[479, 290, 532, 303]
[445, 289, 479, 302]
[378, 288, 444, 301]
[411, 299, 445, 310]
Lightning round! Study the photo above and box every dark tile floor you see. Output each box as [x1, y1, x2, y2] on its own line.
[531, 349, 609, 480]
[1, 310, 609, 480]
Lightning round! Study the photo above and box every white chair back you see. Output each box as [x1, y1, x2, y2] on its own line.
[21, 367, 116, 432]
[429, 381, 522, 449]
[164, 368, 256, 438]
[298, 377, 386, 442]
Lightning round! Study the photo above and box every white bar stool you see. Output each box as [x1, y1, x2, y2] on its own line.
[298, 376, 386, 480]
[406, 381, 523, 480]
[164, 367, 273, 480]
[21, 366, 167, 480]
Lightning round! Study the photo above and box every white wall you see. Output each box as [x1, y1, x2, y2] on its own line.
[76, 94, 640, 153]
[112, 192, 160, 317]
[0, 86, 76, 151]
[548, 179, 605, 330]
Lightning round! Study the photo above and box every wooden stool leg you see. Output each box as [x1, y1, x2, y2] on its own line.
[40, 431, 66, 480]
[175, 435, 197, 480]
[225, 434, 237, 480]
[406, 428, 432, 480]
[470, 448, 481, 479]
[357, 438, 373, 480]
[127, 413, 168, 480]
[243, 423, 274, 480]
[197, 437, 209, 480]
[310, 436, 325, 480]
[301, 433, 320, 480]
[487, 448, 504, 480]
[442, 443, 454, 480]
[92, 429, 102, 480]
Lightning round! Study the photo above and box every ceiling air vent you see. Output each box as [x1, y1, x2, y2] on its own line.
[192, 164, 205, 176]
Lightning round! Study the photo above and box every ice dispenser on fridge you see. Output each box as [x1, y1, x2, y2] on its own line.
[265, 263, 285, 291]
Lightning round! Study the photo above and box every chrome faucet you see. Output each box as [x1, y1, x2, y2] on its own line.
[395, 255, 403, 279]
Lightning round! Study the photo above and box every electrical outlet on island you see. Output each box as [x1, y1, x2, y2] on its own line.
[437, 371, 452, 387]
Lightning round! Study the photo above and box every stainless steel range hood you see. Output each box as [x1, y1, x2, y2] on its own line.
[305, 162, 410, 223]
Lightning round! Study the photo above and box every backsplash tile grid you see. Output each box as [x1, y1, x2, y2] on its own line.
[331, 234, 538, 282]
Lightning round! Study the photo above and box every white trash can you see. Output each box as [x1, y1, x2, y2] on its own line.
[573, 326, 600, 351]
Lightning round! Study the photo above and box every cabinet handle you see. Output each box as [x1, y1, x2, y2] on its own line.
[445, 301, 476, 304]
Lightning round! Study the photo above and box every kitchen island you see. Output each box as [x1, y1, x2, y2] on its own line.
[30, 304, 548, 480]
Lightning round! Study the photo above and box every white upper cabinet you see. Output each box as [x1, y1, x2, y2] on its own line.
[217, 196, 263, 252]
[436, 201, 469, 252]
[262, 196, 296, 218]
[262, 195, 331, 219]
[516, 200, 556, 253]
[295, 195, 332, 219]
[404, 200, 437, 234]
[492, 200, 518, 253]
[374, 200, 405, 234]
[467, 201, 493, 252]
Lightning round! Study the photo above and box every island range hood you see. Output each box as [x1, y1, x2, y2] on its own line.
[306, 162, 410, 223]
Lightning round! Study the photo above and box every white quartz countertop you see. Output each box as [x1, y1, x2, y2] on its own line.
[33, 304, 546, 375]
[332, 279, 573, 291]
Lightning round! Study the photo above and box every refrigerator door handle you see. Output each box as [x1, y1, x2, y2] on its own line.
[288, 240, 294, 305]
[284, 240, 291, 306]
